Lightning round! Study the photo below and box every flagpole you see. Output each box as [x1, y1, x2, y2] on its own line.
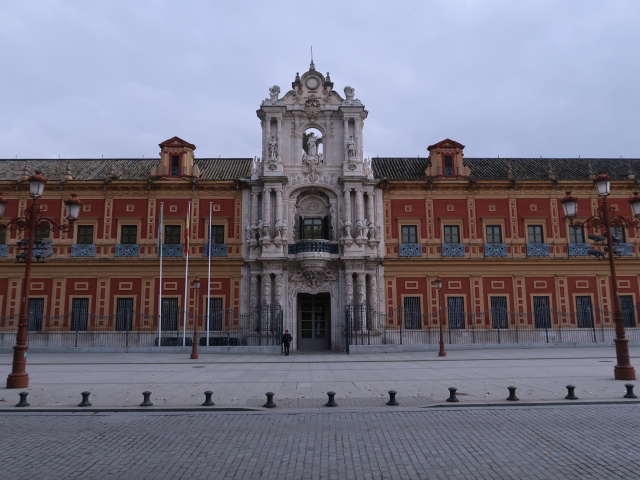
[207, 202, 212, 346]
[182, 201, 191, 345]
[157, 202, 164, 348]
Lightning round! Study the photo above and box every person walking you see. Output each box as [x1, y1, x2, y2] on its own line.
[281, 330, 292, 356]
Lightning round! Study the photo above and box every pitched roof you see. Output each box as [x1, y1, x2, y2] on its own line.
[372, 157, 640, 182]
[0, 158, 253, 181]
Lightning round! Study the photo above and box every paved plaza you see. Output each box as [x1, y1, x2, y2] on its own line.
[1, 346, 640, 479]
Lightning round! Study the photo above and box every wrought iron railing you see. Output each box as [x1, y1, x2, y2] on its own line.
[527, 243, 550, 256]
[288, 240, 339, 254]
[115, 244, 140, 257]
[442, 243, 465, 257]
[484, 243, 507, 257]
[71, 244, 96, 257]
[398, 243, 422, 257]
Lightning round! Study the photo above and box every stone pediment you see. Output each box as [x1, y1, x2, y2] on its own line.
[159, 136, 197, 150]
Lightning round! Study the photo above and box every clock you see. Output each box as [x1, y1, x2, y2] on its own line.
[304, 76, 320, 90]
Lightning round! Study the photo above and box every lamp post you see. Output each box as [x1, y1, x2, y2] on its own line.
[561, 173, 639, 380]
[190, 277, 200, 360]
[0, 171, 82, 388]
[435, 277, 446, 357]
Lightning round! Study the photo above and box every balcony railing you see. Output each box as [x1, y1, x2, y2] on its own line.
[115, 244, 140, 257]
[288, 240, 339, 255]
[609, 243, 633, 256]
[442, 243, 465, 257]
[527, 243, 550, 257]
[71, 244, 96, 257]
[204, 243, 228, 257]
[161, 244, 183, 257]
[398, 243, 422, 257]
[484, 243, 507, 257]
[0, 244, 7, 257]
[568, 243, 590, 256]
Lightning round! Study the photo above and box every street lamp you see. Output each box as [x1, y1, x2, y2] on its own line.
[190, 277, 200, 360]
[0, 171, 82, 388]
[561, 173, 638, 380]
[434, 277, 446, 357]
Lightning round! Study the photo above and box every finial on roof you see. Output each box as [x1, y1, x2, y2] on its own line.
[310, 46, 315, 70]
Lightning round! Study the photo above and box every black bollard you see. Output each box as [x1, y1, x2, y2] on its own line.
[78, 391, 92, 407]
[387, 390, 399, 406]
[325, 391, 337, 407]
[624, 384, 637, 399]
[447, 387, 459, 403]
[263, 392, 276, 408]
[140, 391, 153, 407]
[565, 385, 578, 400]
[15, 392, 30, 407]
[506, 386, 519, 401]
[202, 391, 215, 406]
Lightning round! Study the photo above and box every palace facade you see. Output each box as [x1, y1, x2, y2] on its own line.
[1, 62, 639, 351]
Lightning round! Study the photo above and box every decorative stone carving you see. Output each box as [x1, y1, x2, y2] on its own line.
[262, 85, 281, 105]
[304, 95, 321, 119]
[290, 263, 337, 289]
[343, 86, 361, 105]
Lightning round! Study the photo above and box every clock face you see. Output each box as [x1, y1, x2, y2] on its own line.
[305, 76, 320, 90]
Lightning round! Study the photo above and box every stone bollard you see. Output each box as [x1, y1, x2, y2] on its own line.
[565, 385, 578, 400]
[15, 392, 30, 407]
[506, 386, 519, 401]
[325, 391, 337, 407]
[263, 392, 276, 408]
[624, 384, 637, 399]
[202, 391, 215, 406]
[78, 391, 92, 407]
[140, 391, 153, 407]
[387, 390, 399, 406]
[446, 387, 459, 403]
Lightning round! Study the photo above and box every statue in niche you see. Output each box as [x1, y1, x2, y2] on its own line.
[306, 132, 318, 156]
[355, 219, 367, 238]
[275, 219, 288, 239]
[340, 219, 352, 239]
[347, 136, 356, 159]
[269, 137, 278, 160]
[302, 131, 324, 182]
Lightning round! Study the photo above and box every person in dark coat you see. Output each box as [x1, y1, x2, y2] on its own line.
[281, 330, 292, 356]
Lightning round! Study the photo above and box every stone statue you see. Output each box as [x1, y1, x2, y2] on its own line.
[269, 136, 278, 160]
[269, 85, 280, 101]
[261, 220, 271, 238]
[342, 219, 352, 238]
[275, 219, 287, 239]
[347, 136, 356, 159]
[307, 133, 318, 157]
[344, 86, 355, 101]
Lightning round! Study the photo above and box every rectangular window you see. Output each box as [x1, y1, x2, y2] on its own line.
[0, 229, 6, 244]
[164, 225, 181, 244]
[302, 218, 324, 239]
[610, 226, 625, 243]
[444, 155, 453, 177]
[76, 225, 94, 245]
[403, 297, 422, 329]
[208, 298, 224, 331]
[527, 225, 544, 244]
[576, 296, 594, 328]
[161, 298, 179, 331]
[533, 296, 551, 328]
[120, 225, 138, 245]
[447, 297, 465, 329]
[444, 225, 460, 244]
[491, 296, 508, 329]
[620, 295, 636, 328]
[401, 225, 418, 243]
[569, 226, 585, 244]
[71, 298, 89, 331]
[115, 298, 134, 331]
[171, 155, 180, 176]
[28, 298, 44, 331]
[209, 225, 225, 244]
[35, 226, 50, 243]
[485, 225, 502, 244]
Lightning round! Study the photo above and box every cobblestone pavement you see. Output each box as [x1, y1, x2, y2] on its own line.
[1, 405, 639, 479]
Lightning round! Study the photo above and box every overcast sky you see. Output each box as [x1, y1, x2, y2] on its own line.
[1, 1, 638, 160]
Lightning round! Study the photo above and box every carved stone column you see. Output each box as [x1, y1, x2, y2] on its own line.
[356, 273, 366, 305]
[251, 191, 259, 226]
[273, 273, 283, 306]
[356, 189, 364, 223]
[262, 187, 272, 236]
[343, 188, 352, 223]
[366, 190, 375, 224]
[275, 187, 283, 224]
[345, 273, 354, 305]
[262, 273, 272, 306]
[368, 272, 378, 311]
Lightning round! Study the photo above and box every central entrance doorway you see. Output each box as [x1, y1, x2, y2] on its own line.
[297, 293, 331, 351]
